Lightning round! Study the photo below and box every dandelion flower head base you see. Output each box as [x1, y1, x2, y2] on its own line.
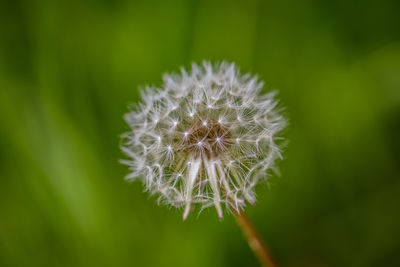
[122, 62, 286, 219]
[181, 118, 232, 159]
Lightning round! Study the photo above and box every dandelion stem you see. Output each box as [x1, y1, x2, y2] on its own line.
[234, 210, 277, 267]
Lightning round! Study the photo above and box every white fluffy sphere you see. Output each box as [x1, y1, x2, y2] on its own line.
[122, 62, 286, 220]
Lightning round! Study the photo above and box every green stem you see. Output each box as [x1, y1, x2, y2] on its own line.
[234, 210, 277, 267]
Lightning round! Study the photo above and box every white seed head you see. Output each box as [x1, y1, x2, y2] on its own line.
[121, 61, 286, 220]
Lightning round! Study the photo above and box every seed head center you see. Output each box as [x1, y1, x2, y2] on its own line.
[182, 119, 232, 158]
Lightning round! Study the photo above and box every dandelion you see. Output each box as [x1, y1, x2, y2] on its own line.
[122, 62, 286, 266]
[122, 61, 286, 220]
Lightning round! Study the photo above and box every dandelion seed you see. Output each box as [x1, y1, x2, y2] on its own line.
[122, 61, 286, 220]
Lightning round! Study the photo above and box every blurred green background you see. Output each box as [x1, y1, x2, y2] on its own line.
[1, 0, 400, 266]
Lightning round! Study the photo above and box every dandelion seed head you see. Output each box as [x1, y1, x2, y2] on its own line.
[122, 61, 286, 219]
